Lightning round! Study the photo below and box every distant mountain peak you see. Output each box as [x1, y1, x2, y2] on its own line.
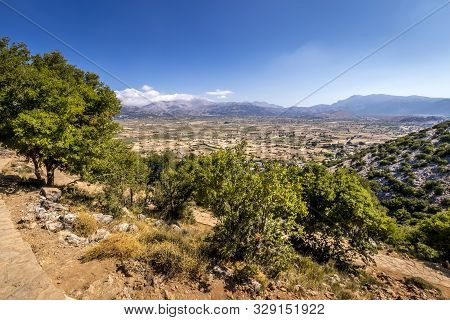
[119, 94, 450, 118]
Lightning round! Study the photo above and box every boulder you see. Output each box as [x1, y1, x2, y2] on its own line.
[36, 211, 60, 222]
[41, 199, 68, 211]
[250, 280, 262, 292]
[64, 232, 88, 246]
[93, 213, 114, 224]
[113, 223, 138, 233]
[88, 228, 110, 242]
[60, 213, 77, 230]
[40, 187, 62, 202]
[113, 223, 130, 232]
[137, 214, 146, 220]
[45, 221, 64, 233]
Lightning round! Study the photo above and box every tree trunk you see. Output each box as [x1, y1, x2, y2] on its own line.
[45, 163, 55, 187]
[130, 188, 134, 205]
[31, 155, 44, 181]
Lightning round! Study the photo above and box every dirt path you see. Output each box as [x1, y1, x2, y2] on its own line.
[0, 198, 65, 299]
[374, 252, 450, 297]
[0, 158, 64, 299]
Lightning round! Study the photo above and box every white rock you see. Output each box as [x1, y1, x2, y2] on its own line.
[88, 228, 110, 242]
[64, 232, 88, 246]
[250, 280, 262, 292]
[40, 187, 62, 202]
[19, 222, 37, 230]
[113, 223, 130, 232]
[171, 224, 182, 231]
[61, 213, 77, 225]
[93, 213, 114, 224]
[45, 221, 64, 232]
[18, 215, 33, 224]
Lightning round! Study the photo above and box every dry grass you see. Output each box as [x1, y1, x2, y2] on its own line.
[140, 225, 207, 278]
[82, 233, 144, 261]
[73, 211, 98, 237]
[278, 256, 334, 292]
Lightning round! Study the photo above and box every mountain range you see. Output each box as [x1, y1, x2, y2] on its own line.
[119, 94, 450, 119]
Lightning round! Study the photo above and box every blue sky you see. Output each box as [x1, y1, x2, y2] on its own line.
[1, 0, 449, 106]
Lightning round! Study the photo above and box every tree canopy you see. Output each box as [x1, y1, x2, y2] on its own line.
[0, 38, 121, 185]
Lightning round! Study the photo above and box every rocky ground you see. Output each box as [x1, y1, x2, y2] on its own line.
[0, 153, 448, 300]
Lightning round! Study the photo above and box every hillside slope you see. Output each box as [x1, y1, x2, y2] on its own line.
[344, 120, 449, 224]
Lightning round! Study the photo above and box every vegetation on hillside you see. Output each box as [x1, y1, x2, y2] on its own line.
[338, 121, 449, 261]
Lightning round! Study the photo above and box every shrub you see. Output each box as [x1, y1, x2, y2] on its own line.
[145, 150, 178, 185]
[151, 164, 195, 221]
[293, 164, 393, 265]
[73, 211, 98, 237]
[278, 256, 333, 291]
[194, 146, 305, 276]
[146, 242, 186, 277]
[83, 233, 144, 261]
[413, 210, 450, 261]
[140, 226, 206, 278]
[145, 241, 203, 278]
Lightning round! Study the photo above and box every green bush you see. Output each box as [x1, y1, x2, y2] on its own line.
[193, 145, 305, 276]
[292, 164, 393, 265]
[413, 210, 450, 261]
[151, 164, 195, 221]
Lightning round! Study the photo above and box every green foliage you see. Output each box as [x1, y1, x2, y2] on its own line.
[84, 139, 149, 216]
[151, 163, 195, 221]
[145, 150, 178, 185]
[292, 164, 393, 265]
[193, 145, 305, 275]
[0, 38, 121, 186]
[412, 210, 450, 261]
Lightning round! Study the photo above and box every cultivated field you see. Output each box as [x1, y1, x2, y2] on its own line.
[118, 118, 429, 161]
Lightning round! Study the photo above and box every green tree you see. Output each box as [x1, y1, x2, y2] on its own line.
[151, 163, 196, 221]
[291, 164, 393, 265]
[193, 146, 307, 275]
[0, 38, 120, 185]
[413, 210, 450, 261]
[83, 139, 149, 215]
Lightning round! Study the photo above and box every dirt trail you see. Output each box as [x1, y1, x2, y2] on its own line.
[0, 157, 65, 299]
[373, 252, 450, 297]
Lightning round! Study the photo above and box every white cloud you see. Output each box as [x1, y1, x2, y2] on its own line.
[205, 89, 233, 99]
[115, 85, 197, 107]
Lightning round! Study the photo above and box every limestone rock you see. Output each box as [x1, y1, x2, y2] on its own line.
[88, 228, 110, 242]
[63, 232, 88, 246]
[113, 223, 138, 233]
[93, 213, 113, 224]
[40, 187, 62, 202]
[45, 221, 64, 233]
